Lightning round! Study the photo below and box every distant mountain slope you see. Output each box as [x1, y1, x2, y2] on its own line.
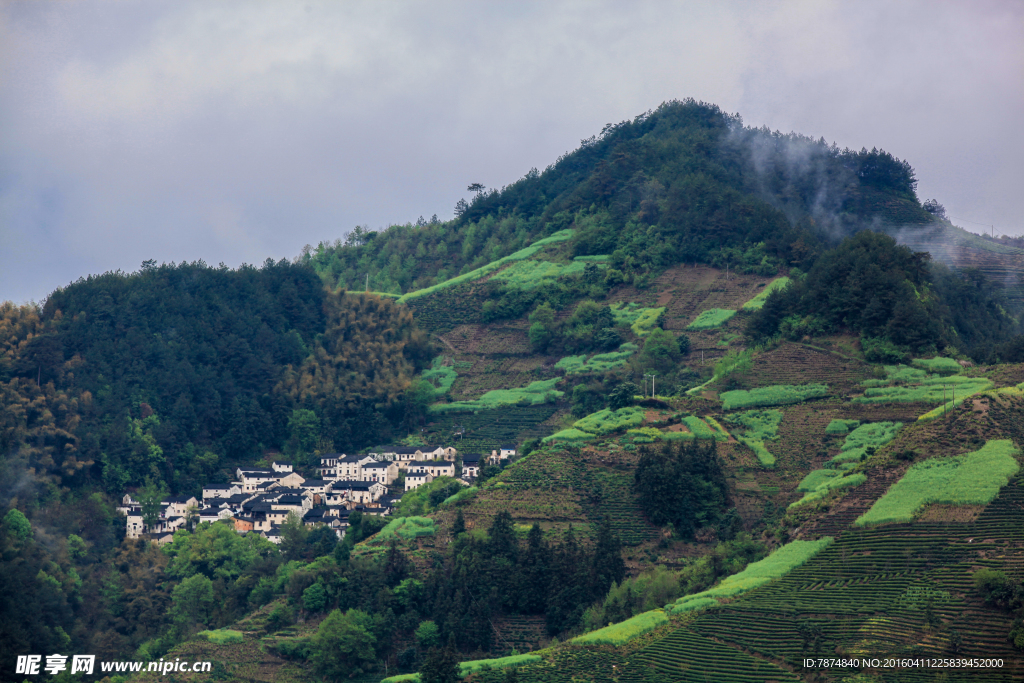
[300, 99, 931, 296]
[895, 221, 1024, 307]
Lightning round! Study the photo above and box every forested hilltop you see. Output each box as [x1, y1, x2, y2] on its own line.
[4, 99, 1024, 683]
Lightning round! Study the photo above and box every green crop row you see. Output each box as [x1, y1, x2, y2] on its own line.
[572, 609, 669, 646]
[856, 439, 1020, 526]
[735, 436, 776, 467]
[380, 654, 543, 683]
[626, 427, 664, 443]
[442, 486, 478, 506]
[430, 378, 563, 414]
[686, 308, 737, 330]
[198, 629, 244, 644]
[789, 473, 867, 509]
[826, 418, 860, 434]
[704, 416, 730, 439]
[841, 421, 902, 452]
[910, 356, 963, 374]
[666, 538, 834, 611]
[372, 516, 436, 543]
[740, 276, 791, 311]
[542, 428, 595, 443]
[554, 343, 637, 375]
[489, 259, 601, 289]
[422, 357, 458, 394]
[681, 416, 727, 441]
[720, 383, 828, 410]
[396, 229, 574, 303]
[797, 469, 845, 493]
[572, 254, 610, 262]
[856, 376, 992, 405]
[609, 302, 665, 336]
[573, 406, 645, 435]
[729, 410, 783, 440]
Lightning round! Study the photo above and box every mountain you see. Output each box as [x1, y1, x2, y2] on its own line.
[2, 99, 1024, 683]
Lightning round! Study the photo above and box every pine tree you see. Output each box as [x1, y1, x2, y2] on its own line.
[452, 509, 466, 537]
[419, 634, 460, 683]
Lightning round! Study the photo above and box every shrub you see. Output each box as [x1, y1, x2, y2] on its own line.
[741, 277, 791, 311]
[572, 609, 670, 646]
[911, 356, 963, 375]
[197, 629, 244, 644]
[862, 336, 908, 363]
[554, 354, 586, 373]
[687, 308, 737, 330]
[856, 440, 1020, 526]
[825, 419, 860, 435]
[668, 597, 722, 614]
[610, 302, 666, 336]
[721, 383, 828, 410]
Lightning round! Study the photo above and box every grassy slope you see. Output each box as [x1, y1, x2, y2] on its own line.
[399, 260, 1024, 681]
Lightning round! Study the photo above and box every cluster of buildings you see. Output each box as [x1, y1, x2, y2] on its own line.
[118, 444, 517, 545]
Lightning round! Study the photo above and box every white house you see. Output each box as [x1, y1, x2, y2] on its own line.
[490, 444, 516, 462]
[271, 461, 293, 474]
[126, 509, 144, 539]
[332, 480, 386, 504]
[239, 469, 277, 493]
[275, 471, 306, 488]
[460, 454, 483, 479]
[405, 467, 433, 491]
[163, 495, 199, 519]
[202, 484, 241, 503]
[318, 454, 345, 479]
[423, 461, 456, 479]
[361, 460, 399, 486]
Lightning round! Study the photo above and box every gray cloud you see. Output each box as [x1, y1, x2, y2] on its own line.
[1, 0, 1021, 303]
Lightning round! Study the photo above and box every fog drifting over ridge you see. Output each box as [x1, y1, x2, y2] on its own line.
[1, 0, 1022, 304]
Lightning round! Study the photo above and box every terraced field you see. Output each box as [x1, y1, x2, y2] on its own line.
[738, 343, 871, 396]
[461, 446, 660, 545]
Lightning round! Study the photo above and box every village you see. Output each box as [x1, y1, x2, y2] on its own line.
[118, 443, 517, 544]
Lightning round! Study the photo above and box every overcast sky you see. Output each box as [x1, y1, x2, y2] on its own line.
[2, 0, 1022, 304]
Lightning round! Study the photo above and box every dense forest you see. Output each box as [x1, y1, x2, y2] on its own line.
[746, 231, 1018, 356]
[299, 99, 930, 295]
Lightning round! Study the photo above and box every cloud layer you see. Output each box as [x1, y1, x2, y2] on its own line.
[2, 0, 1021, 302]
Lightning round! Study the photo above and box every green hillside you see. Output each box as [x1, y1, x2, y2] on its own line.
[4, 100, 1024, 683]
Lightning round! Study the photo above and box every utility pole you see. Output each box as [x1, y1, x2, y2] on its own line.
[365, 273, 369, 292]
